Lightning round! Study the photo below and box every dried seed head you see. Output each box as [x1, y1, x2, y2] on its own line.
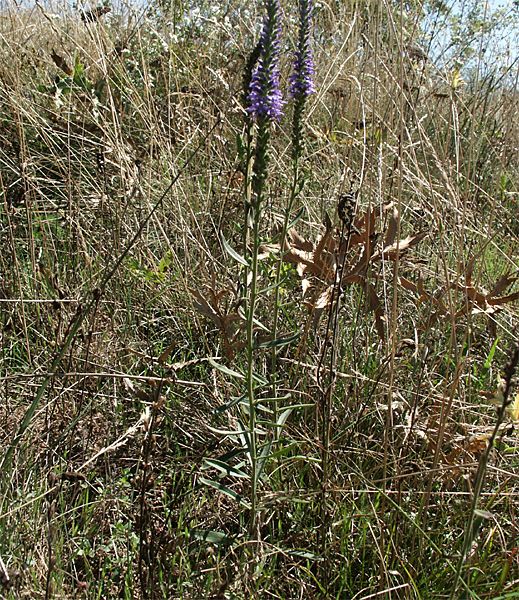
[337, 192, 357, 228]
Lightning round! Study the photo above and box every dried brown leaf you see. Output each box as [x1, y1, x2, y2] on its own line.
[490, 273, 518, 296]
[464, 257, 476, 285]
[158, 341, 176, 364]
[375, 232, 428, 260]
[365, 283, 385, 341]
[488, 291, 519, 306]
[51, 50, 72, 75]
[305, 285, 334, 329]
[399, 276, 418, 294]
[287, 228, 313, 252]
[384, 205, 399, 248]
[314, 285, 334, 310]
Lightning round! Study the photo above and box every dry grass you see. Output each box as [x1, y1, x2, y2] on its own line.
[0, 0, 518, 598]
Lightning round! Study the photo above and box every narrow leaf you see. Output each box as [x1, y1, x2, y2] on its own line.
[277, 407, 293, 428]
[205, 424, 243, 436]
[287, 206, 305, 230]
[208, 358, 244, 379]
[483, 338, 499, 370]
[199, 477, 251, 508]
[257, 440, 273, 482]
[190, 529, 232, 545]
[256, 332, 300, 349]
[213, 394, 247, 415]
[237, 419, 252, 461]
[252, 371, 269, 386]
[288, 550, 323, 561]
[221, 233, 249, 266]
[254, 393, 292, 404]
[203, 459, 248, 479]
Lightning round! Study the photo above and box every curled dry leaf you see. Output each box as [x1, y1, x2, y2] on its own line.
[273, 206, 426, 339]
[490, 272, 518, 296]
[304, 285, 334, 330]
[454, 268, 519, 316]
[399, 264, 517, 334]
[373, 231, 428, 261]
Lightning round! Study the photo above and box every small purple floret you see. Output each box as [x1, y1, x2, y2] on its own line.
[247, 0, 284, 120]
[289, 0, 316, 99]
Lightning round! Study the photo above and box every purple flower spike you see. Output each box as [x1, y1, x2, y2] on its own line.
[247, 0, 284, 121]
[289, 0, 316, 99]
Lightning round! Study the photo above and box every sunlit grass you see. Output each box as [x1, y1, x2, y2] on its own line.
[0, 0, 517, 598]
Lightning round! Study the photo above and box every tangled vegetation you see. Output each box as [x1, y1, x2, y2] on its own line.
[0, 0, 518, 598]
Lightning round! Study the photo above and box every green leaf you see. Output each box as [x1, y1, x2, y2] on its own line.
[205, 424, 243, 436]
[257, 408, 296, 479]
[473, 509, 493, 520]
[213, 394, 247, 415]
[199, 477, 251, 508]
[221, 233, 249, 266]
[208, 358, 244, 379]
[251, 403, 273, 415]
[287, 206, 305, 230]
[252, 371, 269, 386]
[215, 447, 248, 463]
[277, 407, 294, 428]
[256, 440, 273, 482]
[237, 419, 252, 461]
[256, 331, 300, 349]
[259, 443, 299, 463]
[190, 529, 232, 545]
[237, 306, 269, 331]
[483, 337, 499, 371]
[287, 549, 323, 561]
[259, 274, 290, 295]
[254, 393, 292, 404]
[203, 459, 248, 479]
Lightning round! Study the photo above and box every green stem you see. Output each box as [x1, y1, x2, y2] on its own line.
[247, 119, 270, 538]
[270, 159, 300, 437]
[270, 96, 306, 437]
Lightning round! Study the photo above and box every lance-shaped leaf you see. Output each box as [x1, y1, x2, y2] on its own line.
[190, 529, 233, 545]
[221, 233, 249, 266]
[199, 476, 251, 509]
[257, 407, 295, 481]
[203, 459, 249, 479]
[208, 358, 244, 379]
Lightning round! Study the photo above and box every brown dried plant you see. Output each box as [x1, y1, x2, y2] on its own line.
[400, 262, 518, 334]
[190, 275, 245, 359]
[268, 204, 427, 338]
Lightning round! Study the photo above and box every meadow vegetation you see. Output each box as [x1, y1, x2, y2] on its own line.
[0, 0, 518, 598]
